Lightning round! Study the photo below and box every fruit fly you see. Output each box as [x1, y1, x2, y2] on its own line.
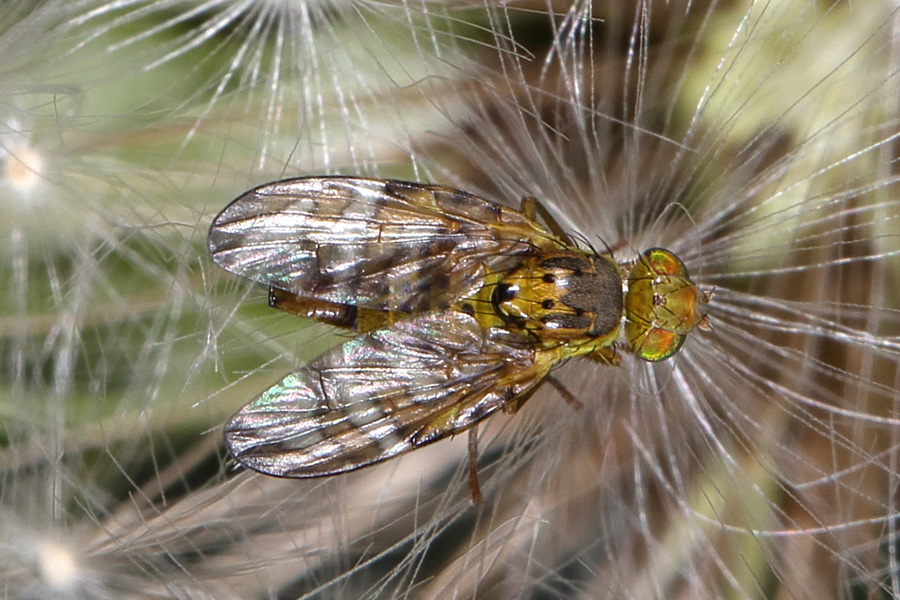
[208, 177, 709, 502]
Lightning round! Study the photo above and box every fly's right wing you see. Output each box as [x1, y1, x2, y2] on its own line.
[208, 177, 561, 315]
[224, 311, 559, 478]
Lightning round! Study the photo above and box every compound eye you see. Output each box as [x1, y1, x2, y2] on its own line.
[625, 248, 702, 361]
[643, 247, 689, 277]
[629, 326, 685, 362]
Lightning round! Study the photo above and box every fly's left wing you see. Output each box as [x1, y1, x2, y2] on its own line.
[224, 311, 556, 477]
[208, 177, 558, 315]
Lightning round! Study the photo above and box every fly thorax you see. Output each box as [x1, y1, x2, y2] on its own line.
[492, 251, 623, 341]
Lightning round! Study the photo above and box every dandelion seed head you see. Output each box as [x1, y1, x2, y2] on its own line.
[0, 1, 897, 599]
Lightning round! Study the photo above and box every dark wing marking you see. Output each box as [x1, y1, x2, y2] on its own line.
[224, 311, 555, 477]
[208, 177, 559, 313]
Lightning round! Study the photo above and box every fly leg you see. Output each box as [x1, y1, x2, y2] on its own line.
[467, 427, 483, 504]
[520, 196, 575, 246]
[268, 285, 358, 327]
[544, 345, 623, 411]
[590, 344, 623, 367]
[544, 376, 584, 411]
[268, 284, 391, 333]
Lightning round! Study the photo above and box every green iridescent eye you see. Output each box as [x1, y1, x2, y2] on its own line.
[624, 248, 706, 362]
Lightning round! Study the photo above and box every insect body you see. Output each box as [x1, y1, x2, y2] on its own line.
[209, 177, 707, 493]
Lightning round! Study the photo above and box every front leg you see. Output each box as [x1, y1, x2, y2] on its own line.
[520, 195, 574, 245]
[589, 343, 622, 367]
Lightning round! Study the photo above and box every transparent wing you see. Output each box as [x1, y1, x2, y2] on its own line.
[224, 311, 555, 477]
[208, 177, 557, 313]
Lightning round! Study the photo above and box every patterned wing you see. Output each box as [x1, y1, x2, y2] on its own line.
[224, 311, 556, 477]
[208, 177, 557, 314]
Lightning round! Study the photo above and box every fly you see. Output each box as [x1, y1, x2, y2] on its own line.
[208, 176, 709, 502]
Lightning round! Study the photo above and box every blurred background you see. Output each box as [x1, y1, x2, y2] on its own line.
[2, 1, 899, 598]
